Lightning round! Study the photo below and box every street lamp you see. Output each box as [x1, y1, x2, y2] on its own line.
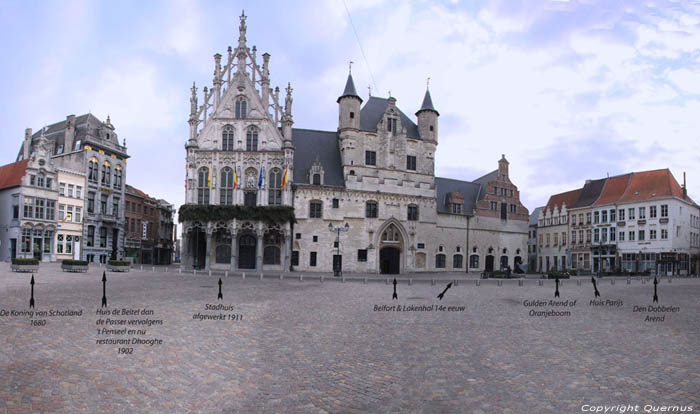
[329, 222, 350, 277]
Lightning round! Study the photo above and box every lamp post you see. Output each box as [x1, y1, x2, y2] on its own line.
[329, 222, 350, 277]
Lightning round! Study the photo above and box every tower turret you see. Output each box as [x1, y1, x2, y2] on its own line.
[416, 85, 439, 143]
[337, 69, 362, 131]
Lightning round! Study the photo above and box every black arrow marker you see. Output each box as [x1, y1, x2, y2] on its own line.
[101, 271, 107, 308]
[554, 277, 560, 298]
[591, 277, 600, 298]
[29, 274, 35, 309]
[392, 278, 398, 300]
[653, 277, 658, 303]
[437, 282, 453, 300]
[218, 278, 223, 300]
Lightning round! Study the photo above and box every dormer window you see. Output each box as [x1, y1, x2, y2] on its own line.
[235, 97, 247, 118]
[447, 191, 464, 214]
[309, 158, 324, 185]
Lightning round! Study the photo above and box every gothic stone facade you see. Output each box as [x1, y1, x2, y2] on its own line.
[181, 13, 529, 274]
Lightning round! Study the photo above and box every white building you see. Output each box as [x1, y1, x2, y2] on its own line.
[179, 12, 530, 274]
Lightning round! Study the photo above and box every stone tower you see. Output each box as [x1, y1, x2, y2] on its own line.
[416, 88, 439, 143]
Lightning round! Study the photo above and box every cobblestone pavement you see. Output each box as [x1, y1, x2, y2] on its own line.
[1, 263, 698, 413]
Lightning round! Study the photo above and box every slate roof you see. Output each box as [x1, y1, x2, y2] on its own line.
[571, 178, 606, 208]
[544, 188, 582, 213]
[416, 90, 439, 116]
[434, 177, 481, 216]
[337, 74, 362, 103]
[593, 173, 632, 205]
[472, 170, 499, 201]
[359, 97, 421, 139]
[0, 159, 29, 190]
[529, 206, 544, 226]
[619, 169, 692, 203]
[291, 128, 345, 187]
[17, 113, 108, 159]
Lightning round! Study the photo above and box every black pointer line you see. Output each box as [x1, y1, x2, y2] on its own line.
[592, 277, 601, 298]
[218, 278, 223, 300]
[29, 274, 35, 309]
[392, 278, 398, 300]
[653, 277, 658, 303]
[554, 277, 560, 298]
[102, 271, 107, 308]
[437, 282, 453, 300]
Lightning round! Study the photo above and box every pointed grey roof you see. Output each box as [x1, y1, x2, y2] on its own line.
[337, 74, 362, 103]
[416, 89, 439, 116]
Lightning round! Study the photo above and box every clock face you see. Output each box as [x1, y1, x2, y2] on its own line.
[39, 159, 45, 166]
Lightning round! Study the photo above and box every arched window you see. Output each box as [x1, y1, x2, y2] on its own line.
[235, 97, 247, 119]
[453, 254, 463, 269]
[197, 167, 210, 205]
[113, 166, 122, 189]
[268, 168, 282, 205]
[88, 158, 98, 182]
[435, 254, 446, 269]
[470, 254, 479, 268]
[312, 173, 321, 185]
[246, 127, 258, 151]
[101, 162, 111, 186]
[220, 168, 234, 205]
[222, 125, 234, 151]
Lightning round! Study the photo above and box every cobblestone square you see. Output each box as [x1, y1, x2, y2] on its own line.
[1, 263, 698, 413]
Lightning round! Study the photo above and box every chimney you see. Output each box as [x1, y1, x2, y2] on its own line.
[683, 172, 687, 197]
[23, 128, 32, 160]
[64, 115, 76, 153]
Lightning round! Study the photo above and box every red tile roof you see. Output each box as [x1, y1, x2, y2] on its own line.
[545, 188, 582, 213]
[593, 173, 631, 205]
[0, 159, 29, 190]
[619, 169, 692, 203]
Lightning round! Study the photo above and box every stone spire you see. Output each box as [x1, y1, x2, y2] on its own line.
[282, 82, 294, 143]
[236, 10, 248, 74]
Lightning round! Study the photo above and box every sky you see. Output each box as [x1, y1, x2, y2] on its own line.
[1, 0, 700, 222]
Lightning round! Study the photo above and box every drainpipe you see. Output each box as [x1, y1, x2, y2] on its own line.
[465, 215, 470, 274]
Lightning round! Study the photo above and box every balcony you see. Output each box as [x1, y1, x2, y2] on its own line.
[637, 219, 646, 225]
[617, 221, 626, 227]
[660, 218, 669, 224]
[96, 213, 117, 224]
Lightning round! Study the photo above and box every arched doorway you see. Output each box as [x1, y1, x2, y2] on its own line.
[485, 255, 495, 272]
[378, 222, 405, 274]
[500, 255, 509, 269]
[238, 234, 257, 269]
[215, 229, 232, 264]
[380, 247, 400, 274]
[191, 228, 206, 269]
